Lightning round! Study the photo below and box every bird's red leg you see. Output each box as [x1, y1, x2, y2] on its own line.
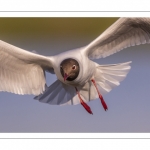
[75, 87, 93, 115]
[91, 79, 108, 111]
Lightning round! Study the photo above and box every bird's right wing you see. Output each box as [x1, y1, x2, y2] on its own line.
[0, 40, 54, 96]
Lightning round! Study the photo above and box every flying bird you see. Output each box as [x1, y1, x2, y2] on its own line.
[0, 17, 150, 114]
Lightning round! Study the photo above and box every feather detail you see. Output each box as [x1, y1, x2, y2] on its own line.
[84, 18, 150, 59]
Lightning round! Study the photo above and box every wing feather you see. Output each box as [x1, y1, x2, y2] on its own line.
[84, 18, 150, 59]
[35, 80, 76, 105]
[0, 40, 54, 96]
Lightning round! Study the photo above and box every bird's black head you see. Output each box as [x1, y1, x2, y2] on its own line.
[60, 58, 80, 81]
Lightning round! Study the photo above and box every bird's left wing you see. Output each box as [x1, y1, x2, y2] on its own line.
[83, 18, 150, 59]
[0, 40, 54, 96]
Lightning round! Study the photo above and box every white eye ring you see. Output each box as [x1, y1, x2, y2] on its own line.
[72, 65, 76, 70]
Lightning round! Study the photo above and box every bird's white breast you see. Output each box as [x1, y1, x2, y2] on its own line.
[52, 48, 96, 87]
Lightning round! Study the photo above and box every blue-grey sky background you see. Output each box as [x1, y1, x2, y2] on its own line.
[0, 18, 149, 133]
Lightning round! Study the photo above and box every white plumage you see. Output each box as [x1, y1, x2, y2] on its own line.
[0, 18, 150, 113]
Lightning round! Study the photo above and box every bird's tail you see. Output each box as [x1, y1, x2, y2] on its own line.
[93, 61, 132, 95]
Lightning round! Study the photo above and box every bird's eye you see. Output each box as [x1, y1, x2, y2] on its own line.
[60, 66, 63, 69]
[72, 65, 76, 70]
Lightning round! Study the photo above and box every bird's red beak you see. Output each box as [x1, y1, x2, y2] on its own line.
[64, 73, 69, 81]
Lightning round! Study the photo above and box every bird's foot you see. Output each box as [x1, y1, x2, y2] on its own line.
[91, 79, 108, 111]
[99, 94, 108, 111]
[75, 87, 93, 114]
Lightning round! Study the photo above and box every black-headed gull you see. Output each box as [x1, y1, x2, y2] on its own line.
[0, 17, 150, 114]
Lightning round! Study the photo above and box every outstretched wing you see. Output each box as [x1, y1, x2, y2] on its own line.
[84, 18, 150, 59]
[0, 40, 54, 95]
